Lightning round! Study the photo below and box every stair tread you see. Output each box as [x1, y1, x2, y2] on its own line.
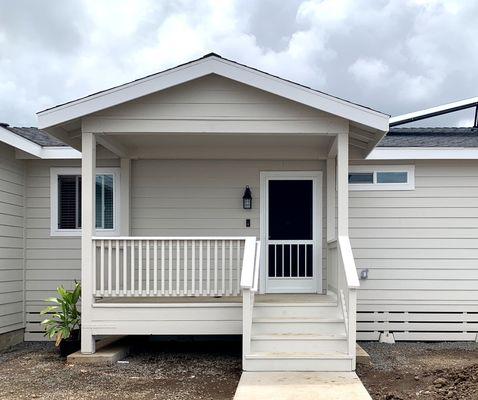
[251, 333, 347, 340]
[253, 317, 343, 323]
[254, 302, 338, 307]
[246, 351, 352, 360]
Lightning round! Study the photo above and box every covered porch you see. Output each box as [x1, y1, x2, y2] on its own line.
[78, 129, 360, 371]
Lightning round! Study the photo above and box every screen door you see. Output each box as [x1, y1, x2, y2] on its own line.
[264, 174, 320, 293]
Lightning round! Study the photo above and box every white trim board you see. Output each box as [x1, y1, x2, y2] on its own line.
[50, 167, 121, 236]
[0, 125, 81, 159]
[368, 147, 478, 160]
[37, 55, 389, 132]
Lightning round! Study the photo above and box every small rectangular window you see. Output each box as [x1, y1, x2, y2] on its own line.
[349, 172, 373, 184]
[51, 168, 119, 236]
[348, 165, 414, 191]
[377, 171, 408, 184]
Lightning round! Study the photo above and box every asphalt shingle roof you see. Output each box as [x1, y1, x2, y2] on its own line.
[379, 127, 478, 147]
[0, 123, 67, 147]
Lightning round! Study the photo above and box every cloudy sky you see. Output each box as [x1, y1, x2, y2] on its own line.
[1, 0, 477, 127]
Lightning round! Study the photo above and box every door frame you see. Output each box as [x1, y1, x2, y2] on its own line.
[259, 171, 323, 294]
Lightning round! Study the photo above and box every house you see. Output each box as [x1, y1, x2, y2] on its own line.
[1, 54, 477, 371]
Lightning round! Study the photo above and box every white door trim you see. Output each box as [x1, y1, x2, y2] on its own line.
[259, 171, 323, 294]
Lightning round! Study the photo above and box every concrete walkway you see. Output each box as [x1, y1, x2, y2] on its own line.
[233, 371, 372, 400]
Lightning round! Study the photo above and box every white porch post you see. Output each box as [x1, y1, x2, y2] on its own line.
[120, 158, 131, 235]
[326, 158, 336, 242]
[336, 133, 348, 236]
[81, 132, 96, 354]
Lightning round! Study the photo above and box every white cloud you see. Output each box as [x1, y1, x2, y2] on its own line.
[0, 0, 477, 127]
[349, 58, 390, 87]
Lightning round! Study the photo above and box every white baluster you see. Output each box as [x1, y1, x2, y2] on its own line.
[176, 240, 180, 296]
[169, 240, 173, 296]
[122, 240, 127, 296]
[207, 240, 210, 295]
[199, 240, 203, 296]
[138, 240, 143, 295]
[161, 240, 165, 295]
[108, 240, 112, 296]
[214, 240, 218, 295]
[146, 240, 150, 295]
[192, 240, 196, 296]
[130, 240, 135, 296]
[100, 240, 105, 296]
[153, 240, 158, 295]
[115, 240, 120, 296]
[184, 240, 188, 296]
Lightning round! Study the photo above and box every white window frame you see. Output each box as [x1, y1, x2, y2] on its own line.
[348, 165, 415, 191]
[50, 167, 121, 236]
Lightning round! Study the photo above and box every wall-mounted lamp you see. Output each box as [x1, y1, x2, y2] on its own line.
[242, 185, 252, 210]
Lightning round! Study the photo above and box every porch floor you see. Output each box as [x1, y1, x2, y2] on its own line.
[95, 293, 337, 304]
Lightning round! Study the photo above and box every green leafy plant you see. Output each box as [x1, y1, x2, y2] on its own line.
[41, 282, 81, 346]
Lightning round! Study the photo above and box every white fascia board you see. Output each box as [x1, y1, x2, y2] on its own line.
[37, 56, 389, 132]
[41, 147, 81, 159]
[390, 96, 478, 125]
[0, 125, 42, 157]
[368, 147, 478, 160]
[0, 126, 80, 159]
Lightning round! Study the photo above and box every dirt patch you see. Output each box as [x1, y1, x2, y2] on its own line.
[0, 337, 242, 400]
[357, 341, 478, 400]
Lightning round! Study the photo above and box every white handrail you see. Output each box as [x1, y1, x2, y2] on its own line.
[251, 241, 261, 292]
[337, 236, 360, 288]
[240, 237, 259, 289]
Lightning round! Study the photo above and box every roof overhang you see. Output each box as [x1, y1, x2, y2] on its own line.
[37, 54, 389, 135]
[368, 147, 478, 160]
[0, 125, 80, 159]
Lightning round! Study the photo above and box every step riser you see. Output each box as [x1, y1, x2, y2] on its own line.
[253, 306, 340, 319]
[251, 339, 348, 353]
[244, 358, 353, 372]
[252, 322, 346, 335]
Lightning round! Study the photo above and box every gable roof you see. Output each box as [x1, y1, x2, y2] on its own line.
[37, 53, 389, 132]
[379, 127, 478, 147]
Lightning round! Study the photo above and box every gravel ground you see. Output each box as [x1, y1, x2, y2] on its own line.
[0, 338, 242, 400]
[357, 341, 478, 400]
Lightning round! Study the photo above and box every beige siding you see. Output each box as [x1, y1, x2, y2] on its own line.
[131, 159, 327, 290]
[24, 159, 119, 340]
[0, 142, 25, 335]
[351, 160, 478, 340]
[93, 74, 346, 133]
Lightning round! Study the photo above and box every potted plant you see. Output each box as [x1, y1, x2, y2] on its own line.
[41, 282, 81, 357]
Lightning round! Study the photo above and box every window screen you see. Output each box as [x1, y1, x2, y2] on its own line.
[348, 172, 373, 184]
[57, 174, 114, 230]
[377, 171, 408, 184]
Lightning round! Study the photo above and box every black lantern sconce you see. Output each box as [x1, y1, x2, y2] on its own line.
[242, 185, 252, 210]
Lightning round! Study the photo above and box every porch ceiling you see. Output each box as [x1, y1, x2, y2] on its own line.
[104, 133, 334, 160]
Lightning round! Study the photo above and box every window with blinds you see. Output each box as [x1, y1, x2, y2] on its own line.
[57, 174, 115, 230]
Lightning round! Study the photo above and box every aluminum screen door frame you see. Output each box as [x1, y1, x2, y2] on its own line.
[260, 171, 322, 293]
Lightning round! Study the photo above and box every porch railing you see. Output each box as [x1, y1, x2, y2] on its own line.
[327, 236, 360, 366]
[92, 237, 257, 298]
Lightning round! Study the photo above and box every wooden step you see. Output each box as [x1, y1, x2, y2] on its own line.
[250, 333, 348, 352]
[244, 351, 353, 371]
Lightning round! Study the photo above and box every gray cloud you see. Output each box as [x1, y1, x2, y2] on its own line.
[0, 0, 477, 127]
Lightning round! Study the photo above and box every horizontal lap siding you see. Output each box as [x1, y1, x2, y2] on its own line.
[351, 160, 478, 340]
[24, 159, 119, 340]
[131, 159, 327, 292]
[0, 142, 25, 335]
